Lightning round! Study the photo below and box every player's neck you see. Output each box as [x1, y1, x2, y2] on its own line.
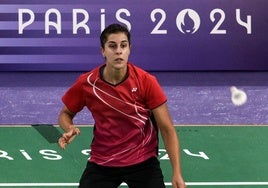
[102, 66, 128, 85]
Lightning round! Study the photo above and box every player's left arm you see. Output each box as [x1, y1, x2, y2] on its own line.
[152, 102, 186, 188]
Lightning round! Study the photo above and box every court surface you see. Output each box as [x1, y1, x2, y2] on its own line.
[0, 125, 268, 188]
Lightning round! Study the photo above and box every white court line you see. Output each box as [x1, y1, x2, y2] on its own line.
[1, 182, 268, 186]
[0, 183, 77, 187]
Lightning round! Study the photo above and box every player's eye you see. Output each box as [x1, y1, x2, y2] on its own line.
[121, 43, 128, 48]
[108, 44, 117, 49]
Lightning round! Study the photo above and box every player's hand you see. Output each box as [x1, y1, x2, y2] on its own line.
[58, 126, 80, 149]
[172, 175, 186, 188]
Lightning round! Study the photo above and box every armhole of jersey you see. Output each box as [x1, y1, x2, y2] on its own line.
[150, 113, 159, 156]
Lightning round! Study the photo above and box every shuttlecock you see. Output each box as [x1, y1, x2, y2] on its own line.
[230, 86, 247, 106]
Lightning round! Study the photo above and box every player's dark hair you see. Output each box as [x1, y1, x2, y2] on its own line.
[100, 23, 131, 48]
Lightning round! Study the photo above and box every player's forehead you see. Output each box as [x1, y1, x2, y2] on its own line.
[106, 33, 129, 44]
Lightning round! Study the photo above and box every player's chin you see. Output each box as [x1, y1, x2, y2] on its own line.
[113, 61, 127, 69]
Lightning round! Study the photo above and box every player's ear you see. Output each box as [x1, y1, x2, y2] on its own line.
[101, 47, 105, 58]
[128, 44, 131, 55]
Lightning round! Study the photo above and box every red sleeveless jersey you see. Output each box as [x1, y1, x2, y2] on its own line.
[62, 63, 167, 167]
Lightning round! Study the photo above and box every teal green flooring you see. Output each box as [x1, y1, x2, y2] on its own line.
[0, 125, 267, 187]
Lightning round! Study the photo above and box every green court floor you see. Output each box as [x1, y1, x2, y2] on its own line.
[0, 125, 267, 187]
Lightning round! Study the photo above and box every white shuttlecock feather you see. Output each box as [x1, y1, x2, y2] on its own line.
[230, 86, 247, 106]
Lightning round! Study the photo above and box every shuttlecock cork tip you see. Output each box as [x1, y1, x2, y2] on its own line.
[230, 86, 247, 106]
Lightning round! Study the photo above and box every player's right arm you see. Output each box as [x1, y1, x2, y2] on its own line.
[58, 105, 80, 149]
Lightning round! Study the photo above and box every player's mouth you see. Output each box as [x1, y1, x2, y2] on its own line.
[114, 58, 124, 62]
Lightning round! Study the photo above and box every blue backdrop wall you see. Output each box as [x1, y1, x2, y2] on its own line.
[0, 0, 267, 71]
